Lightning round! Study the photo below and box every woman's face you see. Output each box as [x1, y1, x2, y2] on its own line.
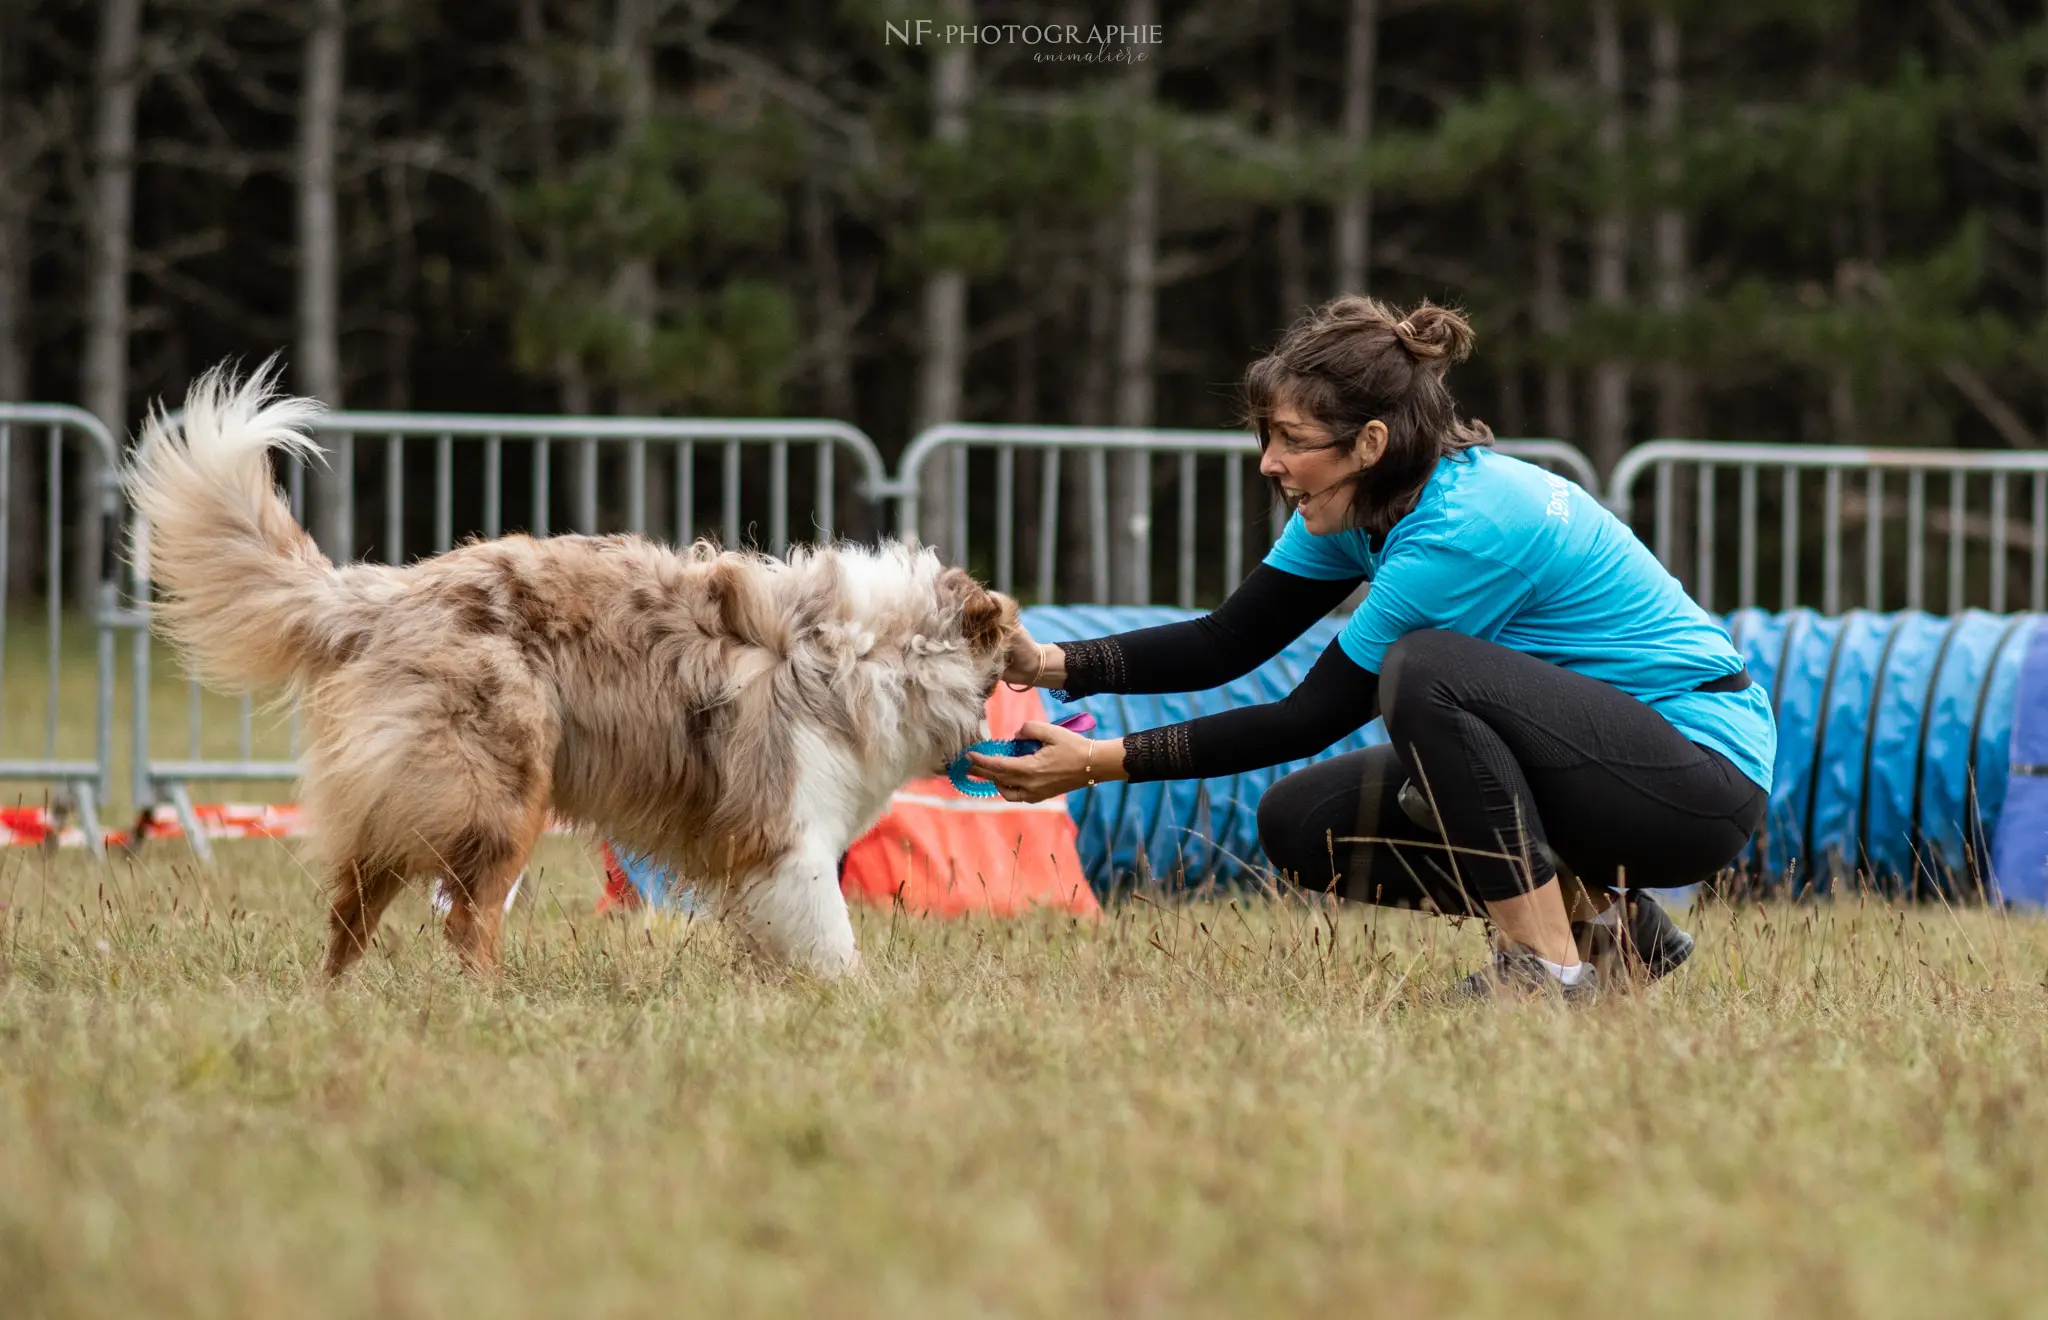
[1258, 398, 1386, 535]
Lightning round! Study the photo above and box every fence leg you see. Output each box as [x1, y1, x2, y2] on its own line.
[72, 782, 104, 860]
[166, 782, 215, 866]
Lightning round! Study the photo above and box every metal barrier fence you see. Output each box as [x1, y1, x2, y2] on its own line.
[1609, 442, 2048, 615]
[890, 424, 1601, 606]
[0, 404, 123, 855]
[8, 393, 2048, 863]
[130, 412, 889, 859]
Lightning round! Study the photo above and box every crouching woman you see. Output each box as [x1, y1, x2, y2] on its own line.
[973, 297, 1774, 999]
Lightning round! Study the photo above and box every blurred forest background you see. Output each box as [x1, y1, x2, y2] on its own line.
[5, 0, 2048, 596]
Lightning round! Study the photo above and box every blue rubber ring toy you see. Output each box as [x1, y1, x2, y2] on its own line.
[946, 712, 1097, 798]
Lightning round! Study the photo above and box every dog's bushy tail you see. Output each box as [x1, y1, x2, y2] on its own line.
[128, 360, 372, 693]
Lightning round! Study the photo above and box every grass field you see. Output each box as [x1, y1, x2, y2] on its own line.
[2, 837, 2046, 1318]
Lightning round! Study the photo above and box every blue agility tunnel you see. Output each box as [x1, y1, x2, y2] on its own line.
[1722, 609, 2030, 897]
[1023, 606, 2048, 904]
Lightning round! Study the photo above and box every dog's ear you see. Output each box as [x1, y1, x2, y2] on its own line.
[940, 567, 1018, 657]
[971, 589, 1020, 657]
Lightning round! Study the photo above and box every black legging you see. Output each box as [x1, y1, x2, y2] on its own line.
[1256, 629, 1766, 913]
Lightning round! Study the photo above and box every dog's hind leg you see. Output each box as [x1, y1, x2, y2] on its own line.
[438, 797, 548, 977]
[325, 858, 409, 979]
[725, 840, 860, 980]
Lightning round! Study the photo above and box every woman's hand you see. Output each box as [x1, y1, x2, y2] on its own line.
[1000, 625, 1066, 689]
[966, 722, 1125, 802]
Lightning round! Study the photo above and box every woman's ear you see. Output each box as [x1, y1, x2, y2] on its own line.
[1356, 419, 1389, 466]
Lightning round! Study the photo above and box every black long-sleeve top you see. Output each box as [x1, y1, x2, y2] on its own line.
[1053, 565, 1381, 782]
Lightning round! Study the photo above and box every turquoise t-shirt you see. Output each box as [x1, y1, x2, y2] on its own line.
[1264, 447, 1777, 792]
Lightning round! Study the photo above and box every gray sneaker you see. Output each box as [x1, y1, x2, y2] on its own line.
[1455, 945, 1600, 1003]
[1625, 892, 1696, 978]
[1576, 892, 1696, 986]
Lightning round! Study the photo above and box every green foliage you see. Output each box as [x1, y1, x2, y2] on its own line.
[506, 91, 805, 414]
[645, 279, 802, 416]
[1346, 2, 2036, 445]
[877, 91, 1135, 282]
[28, 0, 2048, 454]
[1369, 83, 1583, 207]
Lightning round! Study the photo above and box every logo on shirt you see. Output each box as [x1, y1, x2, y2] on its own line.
[1544, 473, 1572, 523]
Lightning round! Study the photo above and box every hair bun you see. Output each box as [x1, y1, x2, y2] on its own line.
[1391, 301, 1477, 366]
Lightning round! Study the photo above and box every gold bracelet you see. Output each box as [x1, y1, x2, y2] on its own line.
[1083, 740, 1097, 788]
[1004, 643, 1048, 693]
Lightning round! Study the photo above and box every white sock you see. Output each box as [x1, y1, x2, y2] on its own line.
[1536, 953, 1588, 986]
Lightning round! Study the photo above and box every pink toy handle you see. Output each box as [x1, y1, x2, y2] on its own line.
[1052, 712, 1098, 735]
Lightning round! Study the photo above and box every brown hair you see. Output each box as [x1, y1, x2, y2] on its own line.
[1244, 296, 1493, 539]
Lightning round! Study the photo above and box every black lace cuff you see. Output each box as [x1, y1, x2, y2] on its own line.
[1051, 636, 1128, 701]
[1115, 638, 1378, 783]
[1120, 723, 1194, 782]
[1041, 567, 1360, 701]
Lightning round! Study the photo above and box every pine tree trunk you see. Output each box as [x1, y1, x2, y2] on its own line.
[299, 0, 348, 558]
[0, 0, 39, 601]
[516, 0, 589, 504]
[1012, 315, 1038, 425]
[1078, 215, 1117, 431]
[1274, 0, 1306, 323]
[1334, 0, 1377, 297]
[802, 171, 858, 539]
[0, 0, 21, 406]
[1111, 0, 1159, 605]
[1588, 0, 1630, 477]
[1012, 310, 1040, 595]
[79, 0, 141, 610]
[1648, 6, 1694, 586]
[804, 179, 855, 424]
[915, 264, 969, 553]
[381, 161, 415, 409]
[0, 202, 27, 600]
[1827, 242, 1857, 443]
[1526, 5, 1573, 441]
[559, 369, 591, 417]
[1828, 371, 1858, 445]
[1534, 233, 1574, 441]
[592, 0, 658, 534]
[1650, 7, 1692, 440]
[609, 0, 654, 416]
[2037, 0, 2048, 439]
[1487, 211, 1528, 437]
[913, 0, 973, 561]
[1064, 215, 1118, 603]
